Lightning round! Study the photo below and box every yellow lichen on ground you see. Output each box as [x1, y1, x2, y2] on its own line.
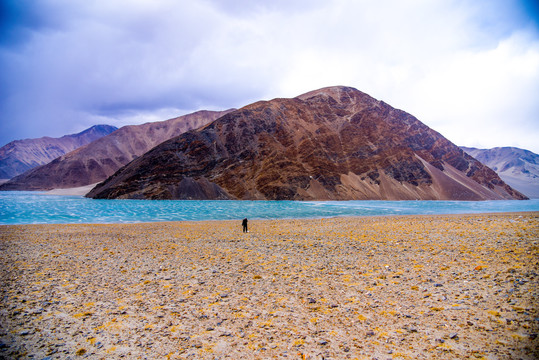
[0, 213, 537, 359]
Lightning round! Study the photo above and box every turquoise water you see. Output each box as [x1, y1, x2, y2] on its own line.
[0, 191, 538, 225]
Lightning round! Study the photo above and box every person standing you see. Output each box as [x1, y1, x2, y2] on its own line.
[242, 218, 248, 233]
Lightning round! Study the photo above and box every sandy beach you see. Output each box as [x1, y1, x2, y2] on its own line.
[0, 213, 537, 359]
[44, 184, 99, 196]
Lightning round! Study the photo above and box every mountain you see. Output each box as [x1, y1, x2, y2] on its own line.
[461, 147, 539, 199]
[0, 125, 117, 179]
[87, 86, 526, 201]
[0, 110, 232, 191]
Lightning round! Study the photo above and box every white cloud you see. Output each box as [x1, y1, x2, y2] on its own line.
[1, 0, 538, 152]
[271, 1, 539, 151]
[398, 30, 539, 150]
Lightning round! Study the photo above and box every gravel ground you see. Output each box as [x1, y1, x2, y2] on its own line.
[0, 213, 537, 359]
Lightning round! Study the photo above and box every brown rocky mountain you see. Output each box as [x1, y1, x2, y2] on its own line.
[0, 110, 232, 191]
[87, 86, 527, 201]
[462, 146, 539, 199]
[0, 125, 117, 180]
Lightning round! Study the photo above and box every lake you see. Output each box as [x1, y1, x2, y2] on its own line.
[1, 191, 538, 225]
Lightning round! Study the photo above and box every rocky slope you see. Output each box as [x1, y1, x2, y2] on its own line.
[462, 147, 539, 199]
[0, 125, 117, 179]
[0, 110, 232, 191]
[87, 86, 526, 200]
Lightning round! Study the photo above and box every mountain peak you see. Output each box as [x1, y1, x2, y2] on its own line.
[296, 86, 377, 106]
[87, 87, 526, 201]
[297, 85, 357, 97]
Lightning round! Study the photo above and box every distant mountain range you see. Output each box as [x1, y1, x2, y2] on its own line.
[86, 86, 526, 201]
[0, 125, 117, 179]
[462, 147, 539, 199]
[0, 110, 232, 191]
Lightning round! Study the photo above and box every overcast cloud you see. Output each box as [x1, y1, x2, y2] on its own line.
[1, 0, 538, 152]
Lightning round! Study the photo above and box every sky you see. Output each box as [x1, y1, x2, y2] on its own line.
[1, 0, 538, 152]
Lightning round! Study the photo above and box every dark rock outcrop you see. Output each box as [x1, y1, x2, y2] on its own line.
[87, 86, 527, 200]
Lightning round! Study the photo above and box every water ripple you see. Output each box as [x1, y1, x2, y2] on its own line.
[0, 192, 538, 225]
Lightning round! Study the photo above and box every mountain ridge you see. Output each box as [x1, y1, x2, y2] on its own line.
[462, 146, 539, 199]
[87, 86, 526, 201]
[0, 125, 117, 179]
[0, 110, 233, 191]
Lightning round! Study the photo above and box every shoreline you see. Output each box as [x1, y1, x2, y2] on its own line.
[2, 210, 538, 227]
[1, 213, 538, 359]
[43, 183, 99, 196]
